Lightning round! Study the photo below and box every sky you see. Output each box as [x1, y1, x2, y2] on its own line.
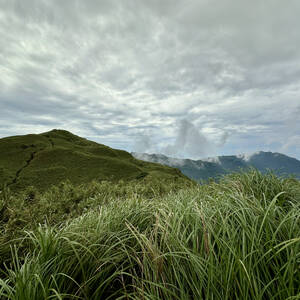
[0, 0, 300, 160]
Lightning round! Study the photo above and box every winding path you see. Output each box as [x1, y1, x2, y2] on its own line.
[7, 137, 55, 188]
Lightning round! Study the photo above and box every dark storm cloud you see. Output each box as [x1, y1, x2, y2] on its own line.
[0, 0, 299, 159]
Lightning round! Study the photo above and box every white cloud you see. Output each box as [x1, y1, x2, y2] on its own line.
[0, 0, 300, 159]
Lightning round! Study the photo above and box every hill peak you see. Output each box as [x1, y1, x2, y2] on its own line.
[42, 129, 84, 140]
[46, 129, 73, 135]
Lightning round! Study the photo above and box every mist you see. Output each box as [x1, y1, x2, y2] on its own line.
[134, 119, 227, 159]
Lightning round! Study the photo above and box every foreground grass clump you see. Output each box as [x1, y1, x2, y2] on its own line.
[0, 170, 299, 299]
[0, 176, 193, 241]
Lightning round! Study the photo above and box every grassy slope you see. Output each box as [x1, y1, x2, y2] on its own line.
[0, 129, 188, 192]
[0, 170, 299, 299]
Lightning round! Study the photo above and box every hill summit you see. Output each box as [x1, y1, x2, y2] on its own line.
[0, 129, 188, 192]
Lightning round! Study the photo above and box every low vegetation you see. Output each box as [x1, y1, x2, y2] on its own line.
[0, 129, 188, 192]
[0, 170, 299, 299]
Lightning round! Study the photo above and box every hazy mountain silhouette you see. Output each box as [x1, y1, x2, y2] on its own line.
[132, 151, 300, 181]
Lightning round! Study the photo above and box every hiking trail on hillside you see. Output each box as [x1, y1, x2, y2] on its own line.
[7, 135, 54, 187]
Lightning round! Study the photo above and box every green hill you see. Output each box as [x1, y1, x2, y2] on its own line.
[0, 129, 188, 192]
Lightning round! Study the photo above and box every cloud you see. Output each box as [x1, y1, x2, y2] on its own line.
[161, 120, 214, 158]
[280, 135, 300, 154]
[0, 0, 300, 159]
[133, 134, 153, 153]
[133, 119, 225, 159]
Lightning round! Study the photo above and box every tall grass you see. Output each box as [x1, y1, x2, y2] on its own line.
[0, 170, 299, 299]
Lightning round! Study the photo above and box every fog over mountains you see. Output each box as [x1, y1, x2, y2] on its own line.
[132, 151, 300, 181]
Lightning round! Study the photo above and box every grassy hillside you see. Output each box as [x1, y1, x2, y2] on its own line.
[0, 170, 299, 299]
[0, 130, 188, 192]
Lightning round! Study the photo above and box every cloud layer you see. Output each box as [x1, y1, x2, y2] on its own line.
[1, 0, 300, 159]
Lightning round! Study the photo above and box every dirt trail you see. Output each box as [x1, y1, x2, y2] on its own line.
[48, 138, 54, 147]
[7, 150, 40, 187]
[7, 137, 55, 188]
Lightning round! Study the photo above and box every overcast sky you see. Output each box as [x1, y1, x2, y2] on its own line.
[1, 0, 300, 159]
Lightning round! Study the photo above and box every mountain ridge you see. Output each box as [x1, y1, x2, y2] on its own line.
[132, 151, 300, 181]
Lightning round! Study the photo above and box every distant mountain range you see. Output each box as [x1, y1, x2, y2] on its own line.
[132, 151, 300, 181]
